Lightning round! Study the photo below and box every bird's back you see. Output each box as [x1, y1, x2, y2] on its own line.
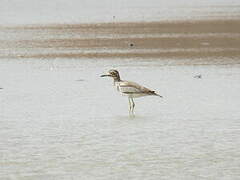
[115, 80, 158, 98]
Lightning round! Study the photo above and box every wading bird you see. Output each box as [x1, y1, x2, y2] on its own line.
[101, 69, 162, 115]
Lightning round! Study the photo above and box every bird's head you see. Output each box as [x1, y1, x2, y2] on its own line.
[101, 69, 120, 81]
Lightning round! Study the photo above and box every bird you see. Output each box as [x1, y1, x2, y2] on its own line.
[101, 69, 162, 115]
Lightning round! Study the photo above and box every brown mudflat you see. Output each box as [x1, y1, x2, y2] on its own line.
[1, 19, 240, 62]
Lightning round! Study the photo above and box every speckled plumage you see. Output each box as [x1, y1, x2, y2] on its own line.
[101, 69, 162, 114]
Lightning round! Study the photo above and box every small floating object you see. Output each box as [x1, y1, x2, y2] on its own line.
[129, 43, 134, 47]
[0, 87, 3, 89]
[194, 74, 202, 79]
[76, 79, 84, 82]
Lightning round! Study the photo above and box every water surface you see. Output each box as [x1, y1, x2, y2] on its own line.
[0, 59, 240, 179]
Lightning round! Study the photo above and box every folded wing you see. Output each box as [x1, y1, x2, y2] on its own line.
[119, 81, 155, 94]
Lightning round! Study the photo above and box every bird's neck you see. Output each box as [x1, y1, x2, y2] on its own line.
[113, 77, 121, 86]
[113, 76, 121, 82]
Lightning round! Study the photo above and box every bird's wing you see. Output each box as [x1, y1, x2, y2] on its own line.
[119, 81, 154, 94]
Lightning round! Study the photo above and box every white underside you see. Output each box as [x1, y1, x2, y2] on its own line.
[120, 92, 149, 98]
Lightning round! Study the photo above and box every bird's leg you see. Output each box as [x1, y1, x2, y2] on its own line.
[131, 98, 135, 114]
[128, 97, 132, 114]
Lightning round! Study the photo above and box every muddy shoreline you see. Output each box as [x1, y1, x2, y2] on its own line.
[1, 19, 240, 61]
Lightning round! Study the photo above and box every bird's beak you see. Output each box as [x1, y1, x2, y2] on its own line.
[100, 74, 111, 77]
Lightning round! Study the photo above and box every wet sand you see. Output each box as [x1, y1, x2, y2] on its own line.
[1, 19, 240, 62]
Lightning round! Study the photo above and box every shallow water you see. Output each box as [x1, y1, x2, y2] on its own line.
[0, 58, 240, 179]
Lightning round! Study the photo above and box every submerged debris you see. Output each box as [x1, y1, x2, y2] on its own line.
[194, 74, 202, 79]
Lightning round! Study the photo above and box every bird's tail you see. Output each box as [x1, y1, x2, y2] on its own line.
[151, 91, 163, 98]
